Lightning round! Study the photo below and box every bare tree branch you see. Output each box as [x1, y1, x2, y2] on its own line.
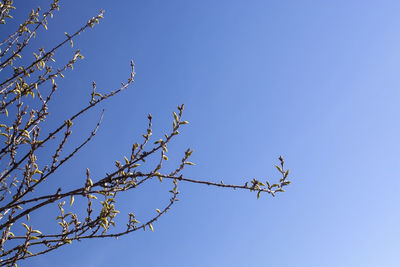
[0, 1, 291, 266]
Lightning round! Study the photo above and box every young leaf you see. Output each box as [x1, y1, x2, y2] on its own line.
[275, 165, 283, 172]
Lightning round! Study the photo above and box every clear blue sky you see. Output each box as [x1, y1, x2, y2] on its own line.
[4, 1, 400, 266]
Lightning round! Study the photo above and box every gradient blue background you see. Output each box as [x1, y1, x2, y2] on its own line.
[3, 1, 400, 266]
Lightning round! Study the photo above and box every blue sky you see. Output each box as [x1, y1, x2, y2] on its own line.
[4, 0, 400, 266]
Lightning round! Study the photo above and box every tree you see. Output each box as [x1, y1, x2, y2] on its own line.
[0, 1, 291, 265]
